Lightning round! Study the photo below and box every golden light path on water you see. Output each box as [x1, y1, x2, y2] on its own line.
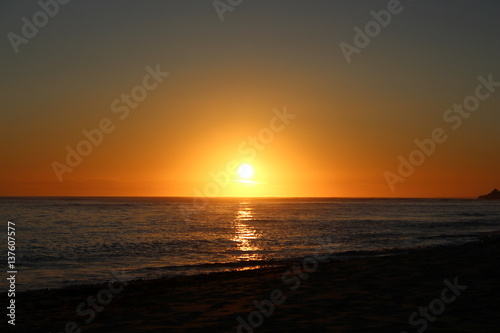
[232, 201, 262, 261]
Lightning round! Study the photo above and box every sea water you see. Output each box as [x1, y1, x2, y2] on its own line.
[1, 197, 499, 291]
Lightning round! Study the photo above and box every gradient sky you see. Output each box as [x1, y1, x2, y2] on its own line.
[1, 0, 499, 198]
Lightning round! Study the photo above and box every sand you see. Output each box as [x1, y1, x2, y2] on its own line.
[11, 235, 500, 332]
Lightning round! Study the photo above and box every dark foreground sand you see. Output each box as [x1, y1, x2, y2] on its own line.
[12, 236, 500, 333]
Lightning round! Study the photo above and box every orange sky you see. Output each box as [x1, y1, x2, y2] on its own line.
[1, 1, 499, 198]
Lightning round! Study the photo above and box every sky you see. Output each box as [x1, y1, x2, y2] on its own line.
[1, 0, 499, 198]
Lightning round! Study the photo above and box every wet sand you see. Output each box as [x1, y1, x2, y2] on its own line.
[13, 236, 500, 332]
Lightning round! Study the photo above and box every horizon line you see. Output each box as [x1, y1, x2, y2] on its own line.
[0, 195, 480, 199]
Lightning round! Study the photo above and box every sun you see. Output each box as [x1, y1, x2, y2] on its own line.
[237, 164, 254, 179]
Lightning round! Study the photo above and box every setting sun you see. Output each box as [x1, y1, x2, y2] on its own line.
[237, 164, 254, 179]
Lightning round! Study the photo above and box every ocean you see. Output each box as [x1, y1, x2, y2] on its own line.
[1, 197, 499, 291]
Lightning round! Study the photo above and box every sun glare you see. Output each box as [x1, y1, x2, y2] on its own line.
[237, 164, 254, 179]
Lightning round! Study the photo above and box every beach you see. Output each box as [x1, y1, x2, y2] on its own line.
[13, 235, 499, 332]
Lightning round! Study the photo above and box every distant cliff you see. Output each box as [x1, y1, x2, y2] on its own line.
[478, 189, 500, 200]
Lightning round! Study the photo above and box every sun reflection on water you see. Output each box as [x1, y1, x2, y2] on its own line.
[232, 201, 262, 260]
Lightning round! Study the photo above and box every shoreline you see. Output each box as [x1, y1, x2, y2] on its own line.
[12, 234, 500, 332]
[16, 235, 495, 294]
[13, 242, 483, 294]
